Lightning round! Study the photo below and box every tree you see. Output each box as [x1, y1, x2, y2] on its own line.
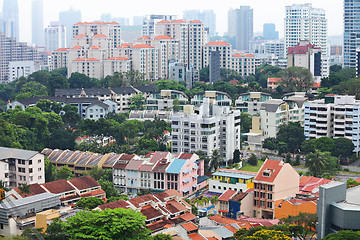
[209, 149, 221, 171]
[281, 213, 317, 240]
[263, 137, 278, 151]
[153, 234, 173, 240]
[16, 81, 48, 99]
[75, 197, 104, 209]
[18, 183, 31, 197]
[172, 97, 181, 112]
[68, 72, 100, 88]
[57, 166, 74, 180]
[240, 113, 252, 133]
[45, 157, 57, 182]
[313, 137, 335, 153]
[51, 208, 151, 240]
[286, 153, 291, 163]
[48, 129, 76, 150]
[233, 149, 241, 163]
[107, 195, 129, 203]
[87, 166, 105, 181]
[62, 104, 81, 129]
[333, 138, 354, 158]
[280, 66, 313, 92]
[129, 94, 146, 110]
[323, 230, 360, 240]
[347, 178, 360, 188]
[306, 150, 327, 177]
[44, 217, 67, 240]
[277, 122, 305, 153]
[47, 73, 69, 95]
[210, 196, 218, 205]
[295, 155, 301, 166]
[248, 153, 258, 166]
[98, 179, 118, 198]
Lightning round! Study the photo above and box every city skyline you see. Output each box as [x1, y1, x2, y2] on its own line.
[0, 0, 343, 44]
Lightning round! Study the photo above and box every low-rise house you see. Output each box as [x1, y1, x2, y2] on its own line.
[129, 110, 173, 122]
[191, 91, 232, 107]
[275, 197, 317, 220]
[267, 77, 282, 90]
[0, 147, 45, 188]
[216, 189, 254, 219]
[253, 159, 299, 219]
[235, 92, 272, 115]
[146, 89, 188, 111]
[209, 169, 255, 194]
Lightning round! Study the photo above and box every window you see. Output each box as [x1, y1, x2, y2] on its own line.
[29, 168, 33, 173]
[267, 193, 273, 200]
[260, 184, 265, 190]
[38, 168, 42, 172]
[254, 183, 259, 189]
[254, 191, 259, 197]
[267, 201, 273, 208]
[260, 192, 265, 199]
[29, 160, 32, 165]
[267, 185, 273, 191]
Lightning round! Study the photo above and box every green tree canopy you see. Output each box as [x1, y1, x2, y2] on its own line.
[280, 66, 313, 92]
[75, 197, 104, 209]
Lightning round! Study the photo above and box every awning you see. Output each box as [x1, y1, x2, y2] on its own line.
[193, 166, 199, 169]
[182, 188, 190, 192]
[183, 178, 191, 183]
[183, 169, 191, 174]
[192, 184, 198, 188]
[192, 174, 199, 178]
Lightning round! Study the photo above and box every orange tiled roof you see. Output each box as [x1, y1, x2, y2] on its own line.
[90, 45, 101, 49]
[71, 45, 81, 50]
[93, 34, 107, 38]
[54, 48, 69, 52]
[171, 20, 186, 23]
[191, 20, 202, 23]
[80, 189, 105, 198]
[73, 58, 100, 62]
[218, 189, 237, 201]
[74, 21, 119, 25]
[13, 183, 46, 198]
[138, 35, 150, 40]
[206, 41, 230, 46]
[165, 200, 187, 214]
[244, 54, 255, 57]
[118, 43, 133, 48]
[105, 57, 130, 61]
[181, 222, 198, 232]
[208, 215, 240, 225]
[356, 178, 360, 183]
[97, 199, 129, 210]
[224, 224, 237, 233]
[267, 77, 282, 83]
[74, 34, 87, 38]
[68, 176, 100, 190]
[254, 159, 284, 183]
[158, 20, 170, 24]
[154, 35, 174, 40]
[131, 44, 154, 49]
[188, 233, 206, 240]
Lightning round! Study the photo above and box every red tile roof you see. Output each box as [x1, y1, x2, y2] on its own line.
[154, 35, 174, 40]
[188, 233, 205, 240]
[68, 176, 100, 190]
[157, 20, 170, 24]
[131, 44, 154, 49]
[93, 34, 107, 38]
[179, 212, 196, 221]
[152, 161, 170, 172]
[218, 190, 237, 201]
[299, 176, 333, 195]
[146, 219, 174, 232]
[13, 183, 46, 198]
[73, 58, 100, 62]
[154, 189, 181, 202]
[60, 193, 81, 202]
[97, 199, 129, 210]
[165, 200, 188, 214]
[120, 154, 137, 160]
[288, 42, 320, 54]
[181, 222, 198, 232]
[171, 20, 186, 23]
[313, 82, 321, 88]
[150, 152, 170, 164]
[245, 54, 255, 57]
[74, 21, 119, 25]
[356, 178, 360, 183]
[42, 179, 76, 194]
[54, 48, 69, 52]
[178, 153, 193, 159]
[138, 35, 150, 40]
[141, 205, 164, 220]
[267, 77, 282, 83]
[190, 20, 202, 23]
[254, 159, 284, 183]
[224, 224, 237, 233]
[128, 194, 159, 208]
[208, 215, 240, 225]
[118, 43, 133, 48]
[231, 192, 248, 201]
[206, 41, 230, 46]
[105, 57, 130, 61]
[74, 34, 87, 38]
[80, 189, 105, 198]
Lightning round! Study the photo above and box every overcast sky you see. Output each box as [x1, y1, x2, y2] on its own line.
[1, 0, 344, 44]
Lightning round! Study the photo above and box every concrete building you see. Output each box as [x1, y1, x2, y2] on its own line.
[209, 169, 255, 194]
[0, 147, 45, 188]
[263, 23, 278, 40]
[146, 90, 188, 111]
[287, 40, 322, 82]
[284, 3, 328, 77]
[235, 92, 272, 115]
[168, 62, 199, 89]
[0, 0, 19, 40]
[317, 182, 360, 238]
[203, 41, 231, 70]
[59, 8, 81, 48]
[8, 61, 40, 82]
[231, 53, 260, 77]
[191, 91, 232, 107]
[304, 94, 360, 154]
[171, 98, 241, 162]
[183, 10, 216, 37]
[31, 0, 44, 47]
[142, 15, 177, 36]
[253, 159, 299, 219]
[344, 0, 360, 68]
[235, 6, 253, 51]
[209, 51, 220, 82]
[45, 24, 66, 52]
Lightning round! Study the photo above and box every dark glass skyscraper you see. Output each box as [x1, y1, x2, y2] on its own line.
[1, 0, 19, 40]
[235, 6, 253, 51]
[344, 0, 360, 68]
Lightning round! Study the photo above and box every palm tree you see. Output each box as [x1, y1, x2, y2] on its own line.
[209, 149, 221, 171]
[18, 183, 31, 197]
[210, 196, 219, 206]
[306, 150, 326, 177]
[202, 196, 210, 207]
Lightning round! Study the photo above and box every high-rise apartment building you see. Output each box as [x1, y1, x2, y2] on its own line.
[59, 8, 82, 48]
[263, 23, 278, 40]
[45, 24, 66, 52]
[0, 0, 19, 40]
[171, 98, 241, 162]
[304, 95, 360, 154]
[344, 0, 360, 68]
[0, 32, 44, 83]
[142, 15, 177, 36]
[183, 10, 216, 37]
[235, 6, 253, 51]
[32, 0, 44, 47]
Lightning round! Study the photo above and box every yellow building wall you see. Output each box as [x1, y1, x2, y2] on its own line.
[275, 200, 317, 220]
[250, 117, 263, 134]
[35, 209, 61, 232]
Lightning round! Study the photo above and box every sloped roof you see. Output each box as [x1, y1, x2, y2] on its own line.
[128, 194, 159, 208]
[93, 34, 107, 38]
[231, 192, 248, 201]
[154, 35, 174, 40]
[54, 48, 69, 52]
[157, 20, 170, 24]
[218, 190, 237, 202]
[13, 183, 46, 198]
[208, 215, 240, 225]
[73, 58, 100, 62]
[267, 77, 282, 83]
[190, 20, 202, 23]
[154, 189, 181, 202]
[71, 45, 81, 50]
[150, 152, 170, 164]
[131, 44, 154, 49]
[125, 159, 143, 170]
[141, 205, 164, 220]
[105, 57, 130, 61]
[181, 222, 198, 232]
[74, 34, 87, 38]
[111, 86, 137, 94]
[0, 147, 39, 161]
[260, 99, 285, 112]
[90, 45, 101, 49]
[98, 199, 129, 210]
[166, 158, 187, 174]
[178, 153, 193, 159]
[165, 200, 187, 214]
[206, 41, 230, 46]
[254, 159, 285, 183]
[68, 176, 100, 190]
[41, 179, 75, 194]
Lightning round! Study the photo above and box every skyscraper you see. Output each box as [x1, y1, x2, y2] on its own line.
[32, 0, 44, 46]
[1, 0, 19, 40]
[45, 23, 66, 52]
[59, 8, 82, 47]
[183, 10, 216, 37]
[235, 6, 253, 51]
[344, 0, 360, 68]
[263, 23, 278, 40]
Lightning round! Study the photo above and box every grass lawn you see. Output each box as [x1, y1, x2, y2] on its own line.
[241, 160, 264, 172]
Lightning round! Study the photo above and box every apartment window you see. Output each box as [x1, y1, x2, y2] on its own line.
[254, 183, 259, 189]
[29, 176, 33, 181]
[254, 191, 259, 197]
[29, 160, 32, 165]
[253, 200, 259, 206]
[267, 185, 273, 191]
[267, 193, 273, 200]
[267, 201, 273, 208]
[260, 200, 265, 207]
[29, 168, 33, 173]
[260, 184, 265, 190]
[260, 192, 265, 199]
[38, 168, 42, 172]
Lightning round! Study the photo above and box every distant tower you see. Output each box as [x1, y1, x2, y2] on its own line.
[344, 0, 360, 68]
[59, 8, 82, 48]
[45, 23, 66, 52]
[235, 6, 253, 51]
[1, 0, 19, 40]
[263, 23, 278, 40]
[32, 0, 44, 46]
[209, 51, 220, 83]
